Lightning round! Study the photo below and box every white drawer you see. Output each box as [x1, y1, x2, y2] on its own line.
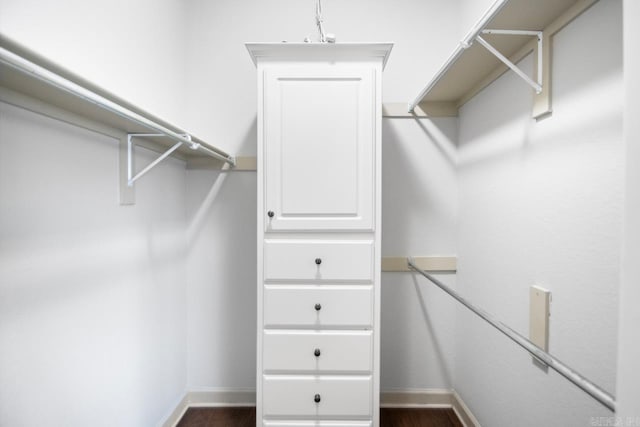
[262, 375, 372, 418]
[264, 240, 374, 282]
[263, 330, 372, 374]
[264, 285, 372, 328]
[265, 422, 371, 427]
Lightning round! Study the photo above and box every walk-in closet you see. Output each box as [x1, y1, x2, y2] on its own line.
[1, 0, 638, 426]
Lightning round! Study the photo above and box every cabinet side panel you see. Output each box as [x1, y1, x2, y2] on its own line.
[256, 65, 266, 426]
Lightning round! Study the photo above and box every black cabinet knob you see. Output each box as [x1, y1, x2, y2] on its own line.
[267, 211, 274, 218]
[314, 303, 322, 311]
[314, 394, 321, 403]
[315, 258, 322, 265]
[314, 348, 321, 357]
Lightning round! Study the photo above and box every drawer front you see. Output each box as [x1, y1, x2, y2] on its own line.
[264, 286, 373, 328]
[265, 422, 372, 427]
[263, 376, 372, 418]
[263, 331, 372, 373]
[264, 240, 374, 282]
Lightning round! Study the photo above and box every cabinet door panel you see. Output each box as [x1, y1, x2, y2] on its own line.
[263, 66, 375, 231]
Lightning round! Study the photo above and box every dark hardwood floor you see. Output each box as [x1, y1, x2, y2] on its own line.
[177, 407, 255, 427]
[177, 407, 463, 427]
[381, 408, 463, 427]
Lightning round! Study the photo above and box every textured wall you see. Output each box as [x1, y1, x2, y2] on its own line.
[0, 103, 188, 426]
[0, 0, 188, 124]
[454, 1, 623, 425]
[0, 0, 190, 425]
[616, 0, 640, 422]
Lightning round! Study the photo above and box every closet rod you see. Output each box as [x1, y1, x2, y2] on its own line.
[0, 42, 235, 166]
[407, 0, 509, 113]
[407, 258, 616, 412]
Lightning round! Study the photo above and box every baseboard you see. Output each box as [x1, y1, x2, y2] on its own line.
[188, 388, 256, 407]
[162, 388, 480, 427]
[162, 389, 256, 427]
[380, 388, 452, 408]
[452, 390, 481, 427]
[161, 393, 189, 427]
[381, 389, 480, 427]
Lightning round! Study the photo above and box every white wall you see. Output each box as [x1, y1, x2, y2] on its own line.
[457, 0, 495, 40]
[184, 169, 257, 391]
[181, 0, 462, 394]
[380, 118, 458, 391]
[454, 1, 623, 426]
[0, 103, 188, 426]
[0, 0, 188, 124]
[616, 0, 640, 421]
[0, 0, 191, 425]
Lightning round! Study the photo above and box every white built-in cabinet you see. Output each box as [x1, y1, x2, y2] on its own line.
[247, 43, 392, 427]
[263, 66, 375, 231]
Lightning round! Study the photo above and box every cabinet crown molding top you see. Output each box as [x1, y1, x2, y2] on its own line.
[245, 42, 394, 69]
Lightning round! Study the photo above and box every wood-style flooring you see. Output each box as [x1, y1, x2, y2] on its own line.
[177, 407, 463, 427]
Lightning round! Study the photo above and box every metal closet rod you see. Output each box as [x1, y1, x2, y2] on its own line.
[407, 258, 616, 412]
[407, 0, 510, 113]
[0, 42, 235, 166]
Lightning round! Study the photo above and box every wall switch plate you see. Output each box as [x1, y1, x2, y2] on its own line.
[530, 285, 551, 366]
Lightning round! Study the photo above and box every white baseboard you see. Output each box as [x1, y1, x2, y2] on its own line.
[452, 390, 482, 427]
[381, 389, 480, 427]
[161, 388, 256, 427]
[380, 388, 453, 408]
[188, 388, 256, 407]
[162, 388, 480, 427]
[161, 393, 189, 427]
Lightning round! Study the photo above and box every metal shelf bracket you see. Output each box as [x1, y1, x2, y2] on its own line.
[407, 0, 597, 118]
[477, 29, 543, 94]
[127, 133, 195, 186]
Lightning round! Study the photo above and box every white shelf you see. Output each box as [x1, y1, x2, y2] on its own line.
[409, 0, 599, 118]
[0, 33, 233, 163]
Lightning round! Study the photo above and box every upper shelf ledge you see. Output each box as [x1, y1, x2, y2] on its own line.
[408, 0, 599, 119]
[245, 42, 394, 70]
[0, 33, 235, 166]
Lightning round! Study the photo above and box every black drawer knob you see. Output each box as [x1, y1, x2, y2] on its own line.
[315, 258, 322, 265]
[315, 303, 322, 311]
[314, 394, 321, 403]
[314, 348, 321, 357]
[267, 211, 274, 218]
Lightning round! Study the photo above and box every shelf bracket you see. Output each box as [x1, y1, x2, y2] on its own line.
[127, 133, 195, 186]
[476, 29, 543, 94]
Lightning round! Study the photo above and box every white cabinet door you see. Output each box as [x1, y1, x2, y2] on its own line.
[263, 66, 376, 231]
